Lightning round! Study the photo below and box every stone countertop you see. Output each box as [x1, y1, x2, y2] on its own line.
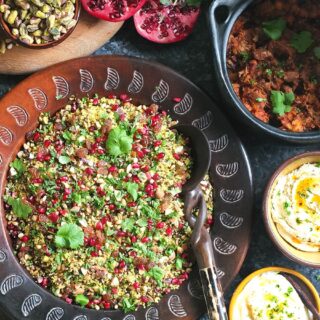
[0, 10, 319, 319]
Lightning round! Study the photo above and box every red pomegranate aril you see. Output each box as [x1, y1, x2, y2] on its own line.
[91, 251, 99, 257]
[157, 152, 165, 160]
[58, 209, 67, 216]
[153, 140, 162, 147]
[89, 125, 96, 132]
[111, 288, 118, 294]
[95, 221, 104, 230]
[108, 94, 117, 99]
[44, 154, 51, 161]
[95, 244, 102, 251]
[127, 201, 137, 207]
[44, 140, 51, 148]
[173, 97, 182, 103]
[7, 223, 15, 231]
[142, 165, 149, 172]
[21, 235, 29, 242]
[66, 298, 73, 304]
[137, 264, 145, 271]
[120, 93, 129, 101]
[119, 260, 126, 268]
[89, 238, 97, 246]
[103, 301, 111, 309]
[156, 221, 165, 229]
[166, 227, 173, 236]
[85, 167, 94, 175]
[32, 178, 43, 184]
[207, 218, 214, 226]
[48, 212, 59, 223]
[64, 188, 72, 195]
[129, 250, 137, 257]
[131, 235, 137, 243]
[62, 194, 69, 201]
[172, 278, 180, 285]
[37, 207, 46, 214]
[141, 296, 148, 303]
[132, 163, 140, 169]
[141, 236, 149, 243]
[132, 175, 140, 183]
[112, 104, 119, 111]
[117, 230, 126, 237]
[153, 173, 160, 180]
[137, 150, 144, 158]
[36, 153, 44, 161]
[97, 148, 105, 155]
[41, 277, 49, 288]
[27, 195, 36, 204]
[109, 204, 116, 210]
[84, 237, 89, 246]
[60, 176, 68, 182]
[108, 166, 117, 173]
[93, 98, 99, 105]
[133, 282, 140, 289]
[33, 131, 41, 142]
[100, 217, 109, 225]
[173, 153, 181, 160]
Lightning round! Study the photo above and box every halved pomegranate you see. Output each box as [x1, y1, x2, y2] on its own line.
[82, 0, 147, 22]
[133, 0, 200, 44]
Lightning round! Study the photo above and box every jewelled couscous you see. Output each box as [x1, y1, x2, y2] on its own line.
[4, 95, 213, 312]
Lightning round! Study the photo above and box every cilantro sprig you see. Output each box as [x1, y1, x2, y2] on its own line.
[262, 18, 286, 41]
[75, 294, 89, 307]
[290, 31, 314, 53]
[54, 223, 84, 249]
[106, 127, 133, 157]
[148, 266, 164, 286]
[126, 182, 138, 201]
[270, 90, 295, 116]
[10, 159, 25, 177]
[7, 197, 32, 219]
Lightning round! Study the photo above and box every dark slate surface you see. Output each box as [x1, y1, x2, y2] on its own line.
[0, 10, 319, 319]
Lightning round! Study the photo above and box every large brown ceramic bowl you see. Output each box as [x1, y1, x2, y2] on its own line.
[0, 0, 81, 49]
[0, 55, 253, 320]
[263, 151, 320, 268]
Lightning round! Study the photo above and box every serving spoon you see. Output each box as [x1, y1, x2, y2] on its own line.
[174, 124, 229, 320]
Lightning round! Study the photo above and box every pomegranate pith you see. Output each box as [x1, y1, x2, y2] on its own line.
[82, 0, 148, 22]
[133, 0, 200, 44]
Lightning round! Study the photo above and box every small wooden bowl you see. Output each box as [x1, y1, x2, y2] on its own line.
[229, 266, 320, 319]
[263, 151, 320, 267]
[0, 0, 81, 49]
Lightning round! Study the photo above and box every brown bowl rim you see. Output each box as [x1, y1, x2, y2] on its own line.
[263, 151, 320, 268]
[0, 0, 81, 49]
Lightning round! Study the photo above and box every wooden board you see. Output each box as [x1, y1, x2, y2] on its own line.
[0, 11, 124, 75]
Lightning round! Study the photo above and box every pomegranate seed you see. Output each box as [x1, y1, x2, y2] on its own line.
[33, 132, 41, 142]
[41, 278, 49, 288]
[166, 227, 173, 236]
[101, 217, 109, 225]
[21, 235, 29, 242]
[137, 264, 145, 271]
[141, 296, 148, 303]
[142, 165, 149, 172]
[84, 237, 89, 246]
[116, 231, 126, 237]
[36, 153, 44, 161]
[32, 178, 43, 184]
[93, 98, 99, 105]
[172, 278, 180, 285]
[37, 207, 46, 214]
[120, 93, 129, 101]
[182, 253, 188, 259]
[108, 166, 117, 173]
[127, 201, 136, 208]
[180, 272, 189, 280]
[173, 97, 182, 103]
[153, 140, 162, 147]
[27, 195, 36, 204]
[109, 204, 116, 210]
[129, 250, 137, 257]
[151, 115, 160, 126]
[153, 173, 160, 181]
[7, 223, 15, 231]
[119, 260, 126, 268]
[132, 163, 140, 169]
[178, 222, 184, 229]
[114, 268, 120, 274]
[64, 188, 72, 195]
[95, 221, 103, 231]
[111, 104, 119, 111]
[173, 153, 181, 160]
[44, 140, 51, 148]
[131, 235, 137, 243]
[66, 298, 72, 304]
[103, 301, 111, 309]
[137, 150, 144, 158]
[97, 148, 104, 154]
[86, 301, 93, 308]
[58, 209, 67, 216]
[157, 153, 165, 160]
[91, 251, 98, 257]
[108, 93, 117, 99]
[60, 176, 68, 182]
[85, 167, 94, 175]
[156, 221, 165, 229]
[44, 154, 51, 161]
[207, 218, 214, 226]
[95, 244, 102, 251]
[48, 212, 59, 223]
[89, 238, 96, 247]
[111, 288, 118, 294]
[96, 137, 103, 143]
[141, 237, 149, 243]
[62, 194, 69, 201]
[89, 125, 96, 132]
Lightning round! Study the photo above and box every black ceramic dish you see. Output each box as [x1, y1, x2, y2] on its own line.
[209, 0, 320, 144]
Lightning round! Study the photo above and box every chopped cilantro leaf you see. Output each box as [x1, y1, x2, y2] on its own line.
[126, 182, 139, 201]
[256, 97, 267, 103]
[58, 155, 71, 165]
[54, 223, 84, 249]
[290, 31, 314, 53]
[106, 127, 133, 157]
[148, 266, 164, 286]
[121, 218, 135, 232]
[262, 18, 286, 40]
[10, 159, 25, 176]
[75, 294, 89, 307]
[270, 90, 295, 115]
[122, 297, 135, 312]
[7, 197, 32, 219]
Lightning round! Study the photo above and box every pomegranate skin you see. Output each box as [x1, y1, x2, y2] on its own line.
[82, 0, 147, 22]
[133, 0, 201, 44]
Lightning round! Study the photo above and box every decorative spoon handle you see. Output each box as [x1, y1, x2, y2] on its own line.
[184, 188, 228, 320]
[280, 273, 320, 320]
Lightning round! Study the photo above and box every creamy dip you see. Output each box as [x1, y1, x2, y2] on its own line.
[271, 163, 320, 252]
[232, 272, 313, 320]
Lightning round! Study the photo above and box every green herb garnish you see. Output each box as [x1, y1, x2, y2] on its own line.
[106, 127, 133, 157]
[121, 218, 135, 232]
[122, 297, 135, 312]
[54, 223, 84, 249]
[75, 294, 89, 307]
[270, 90, 295, 115]
[290, 31, 314, 53]
[7, 197, 32, 219]
[262, 18, 286, 40]
[256, 97, 267, 103]
[314, 47, 320, 60]
[240, 51, 251, 63]
[58, 155, 71, 165]
[148, 266, 164, 286]
[126, 182, 138, 201]
[10, 159, 25, 176]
